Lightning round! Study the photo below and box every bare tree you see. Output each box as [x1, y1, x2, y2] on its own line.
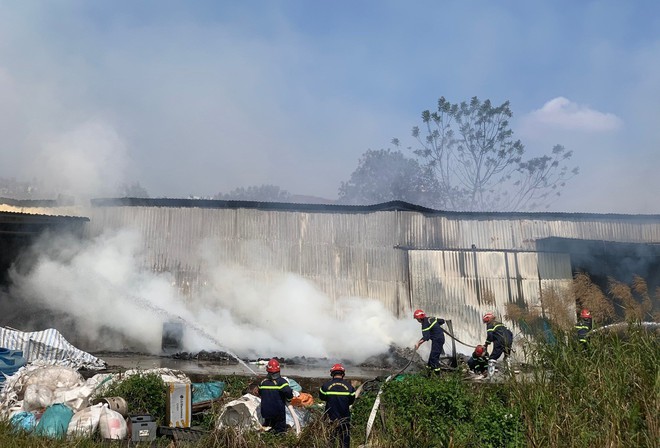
[411, 96, 578, 211]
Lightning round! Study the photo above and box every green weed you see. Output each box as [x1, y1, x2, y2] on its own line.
[95, 371, 166, 425]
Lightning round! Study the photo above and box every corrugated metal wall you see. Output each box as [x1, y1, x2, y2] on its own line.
[398, 214, 660, 251]
[86, 206, 411, 315]
[408, 249, 572, 347]
[85, 205, 660, 324]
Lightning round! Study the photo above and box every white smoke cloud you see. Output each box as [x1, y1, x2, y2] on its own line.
[9, 228, 418, 364]
[521, 97, 623, 133]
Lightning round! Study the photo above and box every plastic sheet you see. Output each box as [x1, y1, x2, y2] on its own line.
[35, 403, 74, 438]
[9, 411, 37, 433]
[192, 381, 225, 404]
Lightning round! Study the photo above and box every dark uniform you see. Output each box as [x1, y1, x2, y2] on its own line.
[419, 316, 446, 372]
[320, 377, 356, 448]
[467, 349, 489, 374]
[258, 374, 293, 434]
[485, 320, 513, 361]
[575, 317, 592, 346]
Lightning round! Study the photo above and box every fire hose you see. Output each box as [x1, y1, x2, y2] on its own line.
[443, 327, 477, 349]
[361, 346, 422, 442]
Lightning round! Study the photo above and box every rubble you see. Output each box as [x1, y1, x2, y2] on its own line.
[170, 350, 237, 363]
[358, 345, 424, 371]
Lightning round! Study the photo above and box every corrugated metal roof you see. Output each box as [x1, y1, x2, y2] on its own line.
[90, 197, 660, 221]
[0, 210, 88, 235]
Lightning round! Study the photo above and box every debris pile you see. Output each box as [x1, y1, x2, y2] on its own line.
[170, 350, 237, 363]
[358, 344, 424, 371]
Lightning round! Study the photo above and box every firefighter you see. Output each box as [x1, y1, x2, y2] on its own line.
[258, 358, 293, 434]
[482, 312, 513, 374]
[319, 363, 356, 448]
[467, 344, 489, 375]
[575, 308, 592, 347]
[413, 309, 446, 374]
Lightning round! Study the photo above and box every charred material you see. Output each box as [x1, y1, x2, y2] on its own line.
[358, 345, 424, 371]
[170, 350, 238, 364]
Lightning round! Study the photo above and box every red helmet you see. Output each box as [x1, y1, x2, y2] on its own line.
[482, 312, 495, 323]
[330, 363, 345, 376]
[580, 309, 591, 319]
[413, 309, 426, 319]
[266, 358, 280, 373]
[474, 345, 485, 357]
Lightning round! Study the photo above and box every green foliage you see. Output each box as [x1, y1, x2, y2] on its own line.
[205, 374, 252, 397]
[338, 148, 443, 207]
[352, 374, 525, 448]
[347, 386, 377, 438]
[96, 372, 166, 425]
[470, 394, 524, 448]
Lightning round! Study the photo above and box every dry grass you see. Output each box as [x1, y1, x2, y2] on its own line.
[571, 272, 616, 323]
[506, 271, 658, 337]
[505, 285, 574, 332]
[539, 285, 575, 331]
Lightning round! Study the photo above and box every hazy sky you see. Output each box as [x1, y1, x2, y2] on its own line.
[1, 1, 659, 213]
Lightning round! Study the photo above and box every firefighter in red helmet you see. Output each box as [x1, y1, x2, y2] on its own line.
[319, 363, 356, 448]
[482, 312, 513, 375]
[575, 308, 592, 348]
[258, 358, 293, 434]
[413, 308, 447, 374]
[467, 344, 489, 375]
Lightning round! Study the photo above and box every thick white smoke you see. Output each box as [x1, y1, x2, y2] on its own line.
[9, 228, 418, 363]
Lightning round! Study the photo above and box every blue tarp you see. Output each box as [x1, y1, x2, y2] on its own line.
[0, 348, 27, 383]
[192, 381, 225, 404]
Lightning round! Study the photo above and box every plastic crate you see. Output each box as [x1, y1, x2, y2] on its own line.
[129, 415, 157, 442]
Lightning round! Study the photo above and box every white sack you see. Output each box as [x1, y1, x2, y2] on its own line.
[67, 403, 104, 437]
[23, 384, 54, 411]
[98, 405, 127, 440]
[217, 394, 264, 431]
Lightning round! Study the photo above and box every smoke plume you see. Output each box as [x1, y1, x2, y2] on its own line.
[9, 228, 418, 363]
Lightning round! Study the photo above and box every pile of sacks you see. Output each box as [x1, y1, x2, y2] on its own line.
[0, 363, 190, 440]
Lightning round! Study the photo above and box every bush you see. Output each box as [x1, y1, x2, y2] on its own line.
[376, 374, 526, 448]
[96, 372, 166, 425]
[470, 394, 524, 448]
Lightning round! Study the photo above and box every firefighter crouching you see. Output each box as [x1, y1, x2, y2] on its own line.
[467, 344, 489, 376]
[482, 312, 514, 375]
